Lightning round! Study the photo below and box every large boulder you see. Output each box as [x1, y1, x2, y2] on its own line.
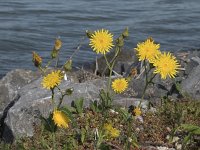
[181, 64, 200, 100]
[0, 69, 41, 117]
[89, 49, 137, 76]
[2, 77, 106, 142]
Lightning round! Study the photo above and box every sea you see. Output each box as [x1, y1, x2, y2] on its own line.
[0, 0, 200, 78]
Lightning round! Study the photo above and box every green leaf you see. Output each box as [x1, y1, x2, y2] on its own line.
[72, 98, 84, 114]
[183, 133, 192, 146]
[81, 128, 86, 144]
[118, 107, 130, 121]
[40, 114, 57, 133]
[90, 100, 102, 113]
[99, 89, 112, 109]
[180, 124, 200, 134]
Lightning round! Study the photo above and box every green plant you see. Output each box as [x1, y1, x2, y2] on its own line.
[71, 98, 84, 115]
[173, 124, 200, 149]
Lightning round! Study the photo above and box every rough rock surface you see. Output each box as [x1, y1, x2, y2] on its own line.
[2, 77, 107, 142]
[89, 49, 137, 76]
[0, 69, 41, 117]
[181, 65, 200, 99]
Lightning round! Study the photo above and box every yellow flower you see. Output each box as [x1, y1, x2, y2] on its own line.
[41, 70, 63, 89]
[54, 39, 62, 50]
[52, 110, 70, 128]
[153, 52, 180, 79]
[133, 107, 142, 116]
[112, 78, 128, 93]
[32, 51, 42, 67]
[104, 123, 113, 131]
[135, 38, 161, 63]
[89, 29, 114, 54]
[103, 123, 120, 138]
[110, 128, 120, 138]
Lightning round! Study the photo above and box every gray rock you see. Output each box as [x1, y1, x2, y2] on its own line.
[2, 77, 106, 141]
[181, 65, 200, 99]
[114, 97, 149, 109]
[90, 49, 137, 76]
[0, 69, 41, 117]
[127, 74, 180, 104]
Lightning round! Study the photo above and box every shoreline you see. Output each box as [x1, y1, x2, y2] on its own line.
[0, 48, 200, 80]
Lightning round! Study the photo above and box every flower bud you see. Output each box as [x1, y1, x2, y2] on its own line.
[63, 59, 72, 72]
[32, 51, 42, 67]
[122, 27, 129, 38]
[116, 35, 124, 47]
[65, 88, 74, 95]
[86, 30, 94, 38]
[51, 49, 58, 59]
[54, 38, 62, 51]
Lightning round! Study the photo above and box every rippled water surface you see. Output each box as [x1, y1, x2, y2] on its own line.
[0, 0, 200, 77]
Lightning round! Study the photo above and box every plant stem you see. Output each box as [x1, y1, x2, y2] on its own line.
[38, 65, 45, 74]
[51, 88, 55, 109]
[106, 47, 121, 92]
[139, 60, 157, 107]
[52, 132, 56, 150]
[103, 54, 111, 70]
[69, 36, 85, 60]
[45, 59, 53, 69]
[56, 86, 65, 108]
[55, 51, 60, 68]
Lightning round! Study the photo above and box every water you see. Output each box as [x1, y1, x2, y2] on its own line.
[0, 0, 200, 77]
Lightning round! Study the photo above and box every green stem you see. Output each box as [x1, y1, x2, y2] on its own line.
[56, 86, 66, 108]
[139, 60, 157, 107]
[69, 36, 85, 60]
[55, 51, 60, 68]
[127, 121, 131, 150]
[52, 132, 56, 150]
[38, 65, 45, 74]
[51, 88, 55, 109]
[103, 54, 111, 70]
[45, 59, 53, 69]
[107, 47, 121, 92]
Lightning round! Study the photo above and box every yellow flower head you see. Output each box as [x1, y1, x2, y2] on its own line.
[110, 128, 120, 138]
[89, 29, 114, 54]
[104, 123, 113, 131]
[54, 39, 62, 50]
[153, 52, 180, 79]
[41, 70, 63, 89]
[135, 38, 161, 63]
[52, 110, 70, 128]
[133, 107, 142, 116]
[112, 78, 128, 93]
[32, 51, 42, 67]
[104, 123, 120, 138]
